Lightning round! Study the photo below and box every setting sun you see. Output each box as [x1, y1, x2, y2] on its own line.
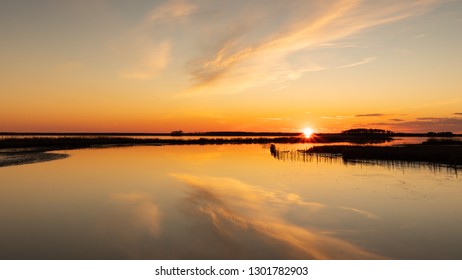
[303, 127, 314, 138]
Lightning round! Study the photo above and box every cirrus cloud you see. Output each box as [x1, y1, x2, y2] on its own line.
[337, 57, 376, 69]
[356, 113, 385, 117]
[183, 0, 439, 95]
[370, 116, 462, 133]
[148, 0, 197, 23]
[119, 40, 171, 80]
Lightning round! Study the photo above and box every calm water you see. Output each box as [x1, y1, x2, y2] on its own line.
[0, 145, 461, 259]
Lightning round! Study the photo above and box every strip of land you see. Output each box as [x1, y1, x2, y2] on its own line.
[1, 135, 461, 168]
[0, 134, 392, 149]
[0, 134, 391, 167]
[0, 150, 69, 167]
[302, 140, 462, 167]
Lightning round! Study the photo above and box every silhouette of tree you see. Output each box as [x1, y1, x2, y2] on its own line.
[427, 131, 453, 137]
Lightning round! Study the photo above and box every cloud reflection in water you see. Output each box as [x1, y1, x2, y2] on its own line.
[98, 192, 162, 258]
[172, 174, 382, 259]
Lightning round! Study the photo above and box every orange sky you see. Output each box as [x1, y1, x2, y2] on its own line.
[1, 0, 462, 133]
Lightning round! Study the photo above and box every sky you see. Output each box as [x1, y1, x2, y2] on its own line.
[1, 0, 462, 133]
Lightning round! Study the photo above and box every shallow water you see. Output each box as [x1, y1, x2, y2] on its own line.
[0, 145, 461, 259]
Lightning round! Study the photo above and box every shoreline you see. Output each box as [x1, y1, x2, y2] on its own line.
[0, 134, 393, 149]
[1, 136, 461, 168]
[301, 143, 462, 168]
[0, 150, 69, 168]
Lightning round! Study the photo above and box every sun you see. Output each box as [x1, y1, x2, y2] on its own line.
[302, 127, 314, 138]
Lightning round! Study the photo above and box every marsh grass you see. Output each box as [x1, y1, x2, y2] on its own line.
[302, 145, 462, 168]
[0, 134, 392, 150]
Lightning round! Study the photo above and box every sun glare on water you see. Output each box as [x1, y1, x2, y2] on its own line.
[303, 127, 314, 138]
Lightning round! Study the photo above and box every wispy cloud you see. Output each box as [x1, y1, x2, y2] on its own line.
[148, 0, 197, 23]
[322, 115, 354, 120]
[257, 117, 288, 121]
[337, 57, 376, 69]
[356, 113, 385, 117]
[117, 0, 439, 87]
[317, 42, 357, 48]
[118, 1, 197, 80]
[119, 40, 171, 80]
[414, 33, 428, 39]
[455, 113, 462, 116]
[184, 0, 439, 95]
[370, 116, 462, 133]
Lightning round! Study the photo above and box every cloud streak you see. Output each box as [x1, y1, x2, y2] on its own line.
[370, 116, 462, 133]
[356, 113, 385, 117]
[119, 40, 171, 80]
[184, 0, 439, 95]
[118, 1, 197, 80]
[337, 57, 376, 69]
[148, 0, 197, 23]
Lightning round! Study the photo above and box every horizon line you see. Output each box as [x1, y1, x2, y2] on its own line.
[1, 131, 461, 136]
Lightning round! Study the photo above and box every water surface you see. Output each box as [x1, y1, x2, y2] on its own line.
[0, 145, 461, 259]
